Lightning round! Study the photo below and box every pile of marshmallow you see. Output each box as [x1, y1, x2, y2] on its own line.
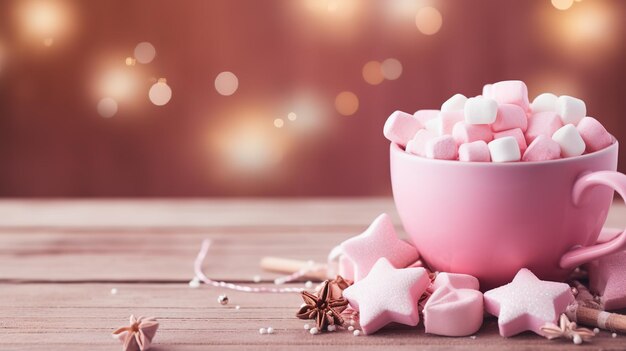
[383, 80, 614, 162]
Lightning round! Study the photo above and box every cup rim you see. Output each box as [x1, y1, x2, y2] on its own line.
[391, 139, 618, 167]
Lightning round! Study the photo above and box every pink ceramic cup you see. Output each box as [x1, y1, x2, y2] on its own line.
[390, 141, 626, 290]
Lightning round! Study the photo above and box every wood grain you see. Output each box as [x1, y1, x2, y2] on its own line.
[1, 199, 625, 350]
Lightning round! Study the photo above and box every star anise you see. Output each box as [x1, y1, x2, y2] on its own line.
[112, 315, 159, 351]
[541, 314, 595, 344]
[297, 279, 349, 331]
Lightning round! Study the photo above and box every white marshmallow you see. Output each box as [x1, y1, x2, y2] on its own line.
[482, 84, 493, 98]
[441, 94, 468, 112]
[552, 124, 585, 158]
[488, 136, 521, 163]
[531, 93, 558, 113]
[556, 95, 586, 125]
[425, 117, 442, 135]
[464, 97, 498, 125]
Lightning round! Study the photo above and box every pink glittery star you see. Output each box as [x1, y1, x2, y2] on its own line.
[340, 213, 419, 281]
[342, 258, 430, 335]
[484, 268, 574, 337]
[588, 251, 626, 310]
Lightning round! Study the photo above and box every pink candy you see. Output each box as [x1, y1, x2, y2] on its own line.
[383, 111, 423, 147]
[383, 81, 615, 163]
[452, 122, 493, 145]
[494, 128, 527, 154]
[522, 135, 561, 162]
[577, 116, 613, 152]
[458, 141, 490, 162]
[524, 112, 563, 145]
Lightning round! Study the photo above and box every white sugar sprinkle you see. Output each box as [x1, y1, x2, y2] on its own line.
[303, 324, 310, 330]
[253, 275, 261, 283]
[348, 326, 354, 331]
[612, 333, 617, 338]
[353, 330, 361, 336]
[593, 328, 600, 334]
[309, 327, 319, 335]
[110, 288, 118, 295]
[305, 281, 313, 289]
[259, 328, 267, 335]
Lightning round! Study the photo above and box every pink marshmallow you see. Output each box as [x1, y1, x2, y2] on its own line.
[577, 116, 613, 152]
[494, 128, 527, 153]
[432, 272, 480, 291]
[491, 80, 530, 110]
[452, 122, 493, 145]
[439, 110, 465, 135]
[522, 135, 561, 162]
[492, 104, 528, 132]
[458, 140, 490, 162]
[425, 135, 458, 160]
[338, 255, 355, 281]
[424, 286, 484, 337]
[383, 110, 423, 147]
[525, 112, 564, 144]
[413, 109, 439, 126]
[405, 129, 437, 156]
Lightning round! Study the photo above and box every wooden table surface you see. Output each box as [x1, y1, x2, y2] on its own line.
[2, 198, 626, 350]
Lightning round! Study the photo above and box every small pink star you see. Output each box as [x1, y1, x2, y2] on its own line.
[343, 258, 430, 335]
[588, 251, 626, 310]
[484, 268, 574, 337]
[340, 213, 419, 281]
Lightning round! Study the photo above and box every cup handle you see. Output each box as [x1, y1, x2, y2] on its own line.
[560, 171, 626, 270]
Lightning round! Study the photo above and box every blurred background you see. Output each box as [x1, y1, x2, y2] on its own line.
[0, 0, 624, 196]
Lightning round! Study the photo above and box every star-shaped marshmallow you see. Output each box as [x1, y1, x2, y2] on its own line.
[587, 251, 626, 310]
[340, 213, 419, 281]
[484, 268, 574, 337]
[342, 258, 430, 335]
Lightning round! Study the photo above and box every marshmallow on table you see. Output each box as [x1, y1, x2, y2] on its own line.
[525, 112, 564, 144]
[426, 135, 458, 160]
[423, 286, 484, 337]
[438, 110, 465, 135]
[464, 97, 498, 125]
[494, 128, 527, 153]
[413, 109, 439, 126]
[488, 136, 521, 163]
[556, 95, 586, 125]
[531, 93, 558, 113]
[452, 122, 493, 145]
[587, 251, 626, 311]
[441, 94, 467, 112]
[406, 129, 437, 156]
[577, 116, 613, 152]
[522, 135, 561, 162]
[383, 111, 423, 147]
[431, 272, 480, 291]
[458, 140, 490, 162]
[491, 80, 530, 110]
[484, 268, 574, 337]
[492, 104, 527, 132]
[342, 258, 430, 335]
[552, 124, 586, 158]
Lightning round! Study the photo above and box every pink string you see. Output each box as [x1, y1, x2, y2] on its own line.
[193, 239, 323, 293]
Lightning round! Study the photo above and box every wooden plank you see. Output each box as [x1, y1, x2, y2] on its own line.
[0, 198, 399, 228]
[0, 283, 623, 350]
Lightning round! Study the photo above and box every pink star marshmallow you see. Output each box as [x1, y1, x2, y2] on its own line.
[587, 251, 626, 311]
[484, 268, 574, 337]
[343, 258, 430, 335]
[340, 213, 419, 281]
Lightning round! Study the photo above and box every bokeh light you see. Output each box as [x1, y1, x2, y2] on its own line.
[551, 0, 574, 11]
[99, 67, 140, 101]
[134, 42, 156, 64]
[287, 112, 297, 121]
[362, 61, 384, 85]
[416, 6, 443, 35]
[17, 1, 73, 44]
[335, 91, 359, 116]
[273, 118, 284, 128]
[97, 97, 118, 118]
[125, 57, 136, 66]
[215, 71, 239, 96]
[149, 78, 172, 106]
[381, 58, 403, 80]
[284, 91, 329, 133]
[387, 0, 422, 20]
